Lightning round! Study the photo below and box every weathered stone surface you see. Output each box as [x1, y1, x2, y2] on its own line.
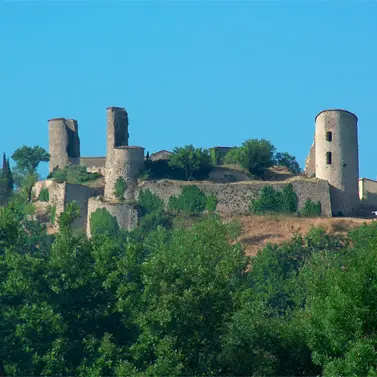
[137, 178, 332, 217]
[87, 197, 139, 237]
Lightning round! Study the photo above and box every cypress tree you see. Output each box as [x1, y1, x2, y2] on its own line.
[6, 158, 13, 192]
[1, 153, 7, 176]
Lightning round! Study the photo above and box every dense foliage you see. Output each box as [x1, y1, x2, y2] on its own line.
[38, 187, 50, 202]
[224, 139, 276, 177]
[49, 165, 101, 185]
[114, 176, 127, 200]
[11, 146, 49, 202]
[224, 140, 301, 177]
[1, 193, 377, 375]
[168, 185, 218, 215]
[299, 198, 322, 217]
[1, 198, 377, 376]
[168, 145, 212, 181]
[250, 184, 298, 214]
[89, 207, 120, 237]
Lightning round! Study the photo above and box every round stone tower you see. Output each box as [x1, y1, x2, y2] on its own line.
[315, 109, 360, 216]
[48, 118, 80, 172]
[104, 146, 145, 200]
[49, 118, 70, 172]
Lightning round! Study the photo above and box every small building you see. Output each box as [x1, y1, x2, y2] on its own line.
[359, 178, 377, 210]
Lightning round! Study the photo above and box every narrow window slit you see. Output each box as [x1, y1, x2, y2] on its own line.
[326, 152, 332, 164]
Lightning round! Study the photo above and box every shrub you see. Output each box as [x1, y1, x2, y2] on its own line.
[250, 184, 298, 214]
[206, 194, 218, 212]
[38, 187, 49, 202]
[299, 199, 322, 217]
[114, 177, 127, 200]
[90, 207, 119, 237]
[50, 165, 101, 184]
[139, 212, 172, 233]
[168, 186, 207, 214]
[138, 189, 164, 216]
[280, 184, 298, 213]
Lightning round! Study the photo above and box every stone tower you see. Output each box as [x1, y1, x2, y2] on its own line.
[106, 107, 129, 158]
[48, 118, 80, 172]
[104, 106, 144, 200]
[314, 109, 360, 216]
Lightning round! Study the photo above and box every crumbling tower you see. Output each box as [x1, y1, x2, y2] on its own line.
[314, 109, 360, 216]
[104, 107, 144, 200]
[48, 118, 80, 172]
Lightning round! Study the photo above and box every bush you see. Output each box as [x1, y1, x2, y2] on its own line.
[275, 152, 301, 174]
[168, 186, 207, 214]
[138, 189, 164, 216]
[206, 194, 218, 212]
[299, 199, 322, 217]
[139, 212, 172, 233]
[38, 187, 49, 202]
[49, 165, 101, 184]
[114, 177, 127, 200]
[89, 207, 119, 238]
[250, 184, 298, 214]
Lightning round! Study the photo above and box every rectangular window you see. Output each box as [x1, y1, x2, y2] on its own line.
[326, 131, 332, 142]
[326, 152, 332, 164]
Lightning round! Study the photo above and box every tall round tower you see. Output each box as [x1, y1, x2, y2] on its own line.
[315, 109, 360, 216]
[48, 118, 70, 172]
[104, 146, 145, 200]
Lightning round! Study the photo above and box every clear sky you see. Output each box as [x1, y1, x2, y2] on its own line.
[1, 1, 376, 179]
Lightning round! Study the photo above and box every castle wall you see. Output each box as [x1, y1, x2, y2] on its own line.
[87, 197, 139, 237]
[80, 157, 106, 175]
[208, 167, 251, 182]
[48, 180, 103, 230]
[137, 178, 332, 217]
[315, 110, 360, 216]
[104, 146, 144, 200]
[304, 139, 316, 177]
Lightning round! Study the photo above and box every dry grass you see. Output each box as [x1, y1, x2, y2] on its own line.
[229, 215, 374, 257]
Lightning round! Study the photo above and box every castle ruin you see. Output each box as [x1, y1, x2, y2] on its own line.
[39, 105, 377, 236]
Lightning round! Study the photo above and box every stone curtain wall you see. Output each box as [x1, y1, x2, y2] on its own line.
[48, 181, 104, 230]
[87, 198, 139, 237]
[137, 179, 332, 217]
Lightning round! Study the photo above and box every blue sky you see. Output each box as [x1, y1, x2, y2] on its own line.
[1, 1, 376, 179]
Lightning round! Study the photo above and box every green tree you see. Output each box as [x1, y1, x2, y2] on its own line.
[89, 207, 120, 238]
[138, 189, 164, 216]
[11, 146, 50, 202]
[225, 139, 276, 177]
[11, 146, 49, 176]
[168, 145, 212, 181]
[275, 152, 301, 174]
[132, 217, 249, 376]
